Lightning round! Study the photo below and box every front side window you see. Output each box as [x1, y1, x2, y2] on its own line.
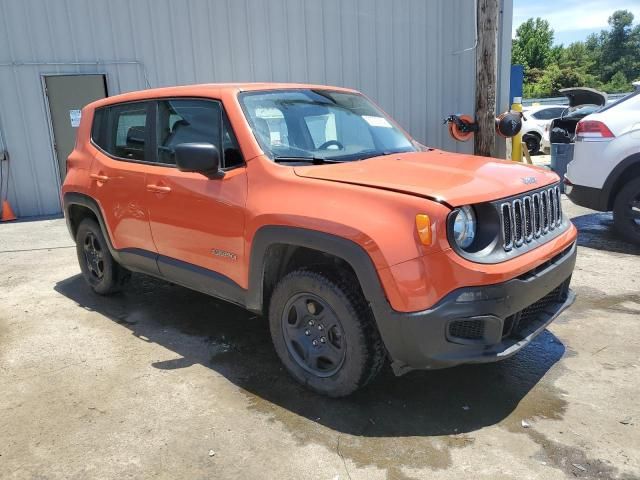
[156, 99, 243, 168]
[239, 89, 417, 163]
[92, 102, 149, 161]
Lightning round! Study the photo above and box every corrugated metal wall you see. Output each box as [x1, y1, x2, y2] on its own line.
[0, 0, 512, 217]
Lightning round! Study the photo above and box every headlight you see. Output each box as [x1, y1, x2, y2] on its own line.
[452, 205, 476, 249]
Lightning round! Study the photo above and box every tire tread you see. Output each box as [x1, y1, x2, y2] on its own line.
[269, 268, 385, 396]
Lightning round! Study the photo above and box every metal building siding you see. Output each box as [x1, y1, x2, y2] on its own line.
[0, 0, 510, 217]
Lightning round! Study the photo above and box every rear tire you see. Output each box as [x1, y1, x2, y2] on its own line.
[613, 178, 640, 244]
[523, 133, 541, 155]
[76, 218, 131, 295]
[268, 269, 385, 397]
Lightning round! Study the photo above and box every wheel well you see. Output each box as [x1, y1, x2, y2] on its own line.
[67, 204, 98, 239]
[522, 131, 541, 140]
[607, 161, 640, 210]
[261, 244, 361, 313]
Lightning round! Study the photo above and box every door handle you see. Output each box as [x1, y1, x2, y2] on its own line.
[146, 184, 171, 193]
[90, 173, 110, 182]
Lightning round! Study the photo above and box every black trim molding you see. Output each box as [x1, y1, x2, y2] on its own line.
[566, 184, 608, 212]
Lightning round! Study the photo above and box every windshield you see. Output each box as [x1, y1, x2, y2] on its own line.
[239, 89, 418, 162]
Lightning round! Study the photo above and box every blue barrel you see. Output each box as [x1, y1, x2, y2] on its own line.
[550, 143, 574, 192]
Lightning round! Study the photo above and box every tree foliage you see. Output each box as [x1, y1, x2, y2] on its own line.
[512, 10, 640, 97]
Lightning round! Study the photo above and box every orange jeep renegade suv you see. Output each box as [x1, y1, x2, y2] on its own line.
[63, 83, 577, 397]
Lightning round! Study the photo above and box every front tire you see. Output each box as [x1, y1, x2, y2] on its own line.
[268, 269, 385, 397]
[75, 218, 130, 295]
[613, 177, 640, 244]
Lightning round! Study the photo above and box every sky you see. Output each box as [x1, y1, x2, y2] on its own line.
[513, 0, 640, 46]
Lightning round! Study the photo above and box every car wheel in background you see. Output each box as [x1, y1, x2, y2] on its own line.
[523, 133, 541, 155]
[613, 178, 640, 244]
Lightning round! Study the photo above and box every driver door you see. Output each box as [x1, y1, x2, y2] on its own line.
[145, 98, 248, 288]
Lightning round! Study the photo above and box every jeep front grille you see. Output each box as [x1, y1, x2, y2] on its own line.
[500, 186, 562, 251]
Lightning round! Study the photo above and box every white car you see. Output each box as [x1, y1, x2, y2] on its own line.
[521, 104, 566, 154]
[564, 89, 640, 243]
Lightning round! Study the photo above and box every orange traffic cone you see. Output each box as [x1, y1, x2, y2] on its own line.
[1, 200, 16, 221]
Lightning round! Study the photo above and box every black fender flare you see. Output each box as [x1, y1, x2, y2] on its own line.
[63, 192, 113, 249]
[602, 153, 640, 210]
[246, 226, 405, 357]
[246, 226, 389, 312]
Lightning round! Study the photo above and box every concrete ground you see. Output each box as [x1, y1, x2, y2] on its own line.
[1, 199, 639, 480]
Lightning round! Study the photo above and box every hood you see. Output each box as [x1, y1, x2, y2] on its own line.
[559, 87, 607, 107]
[293, 150, 559, 207]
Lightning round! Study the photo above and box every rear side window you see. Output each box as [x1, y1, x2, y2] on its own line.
[531, 107, 565, 120]
[92, 102, 149, 161]
[156, 98, 243, 168]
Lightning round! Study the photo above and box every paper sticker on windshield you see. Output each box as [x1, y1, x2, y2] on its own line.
[362, 115, 392, 128]
[270, 131, 281, 145]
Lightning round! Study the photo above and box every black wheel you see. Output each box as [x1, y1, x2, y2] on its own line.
[613, 177, 640, 244]
[523, 133, 541, 155]
[268, 269, 385, 397]
[76, 218, 130, 295]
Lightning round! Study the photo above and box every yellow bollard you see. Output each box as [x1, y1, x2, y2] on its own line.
[511, 97, 523, 162]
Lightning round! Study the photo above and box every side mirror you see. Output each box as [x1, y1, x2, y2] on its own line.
[175, 143, 224, 179]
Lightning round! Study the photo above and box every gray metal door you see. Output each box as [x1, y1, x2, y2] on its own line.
[44, 75, 107, 180]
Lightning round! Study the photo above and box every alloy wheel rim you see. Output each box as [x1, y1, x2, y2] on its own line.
[83, 232, 105, 280]
[281, 293, 346, 377]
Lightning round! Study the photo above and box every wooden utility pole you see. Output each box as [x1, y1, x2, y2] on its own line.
[474, 0, 499, 157]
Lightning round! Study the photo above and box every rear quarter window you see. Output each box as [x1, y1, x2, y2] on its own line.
[90, 108, 106, 147]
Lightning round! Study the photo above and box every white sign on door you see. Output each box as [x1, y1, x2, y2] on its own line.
[69, 109, 81, 128]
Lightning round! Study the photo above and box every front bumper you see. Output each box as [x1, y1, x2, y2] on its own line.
[381, 242, 577, 375]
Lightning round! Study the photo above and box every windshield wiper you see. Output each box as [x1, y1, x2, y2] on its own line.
[273, 156, 341, 165]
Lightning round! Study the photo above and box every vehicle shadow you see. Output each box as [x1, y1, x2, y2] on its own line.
[572, 211, 640, 255]
[54, 273, 566, 438]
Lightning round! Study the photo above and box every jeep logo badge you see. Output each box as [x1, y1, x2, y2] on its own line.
[522, 176, 537, 185]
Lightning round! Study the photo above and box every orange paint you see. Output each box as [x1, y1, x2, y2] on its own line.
[63, 83, 578, 313]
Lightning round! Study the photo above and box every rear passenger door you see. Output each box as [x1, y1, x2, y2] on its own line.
[144, 98, 248, 288]
[90, 101, 158, 265]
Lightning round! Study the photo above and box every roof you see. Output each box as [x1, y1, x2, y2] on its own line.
[87, 82, 358, 109]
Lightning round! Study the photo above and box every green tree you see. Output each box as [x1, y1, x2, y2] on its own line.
[512, 18, 555, 73]
[608, 11, 639, 84]
[560, 42, 595, 71]
[605, 71, 630, 93]
[515, 9, 640, 98]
